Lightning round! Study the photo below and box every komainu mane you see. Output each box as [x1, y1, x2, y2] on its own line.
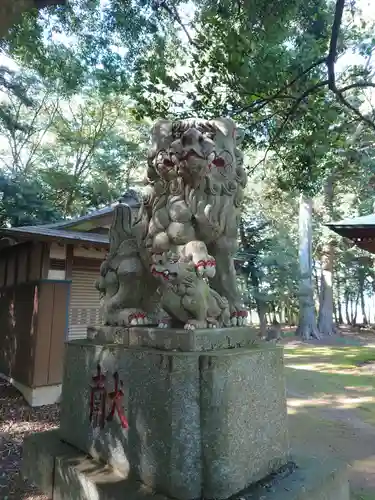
[97, 117, 248, 329]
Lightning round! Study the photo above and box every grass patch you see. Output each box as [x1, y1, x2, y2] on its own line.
[284, 344, 375, 425]
[281, 329, 296, 338]
[284, 344, 375, 368]
[352, 493, 374, 500]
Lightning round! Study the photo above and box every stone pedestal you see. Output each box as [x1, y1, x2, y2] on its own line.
[59, 327, 288, 499]
[22, 326, 350, 500]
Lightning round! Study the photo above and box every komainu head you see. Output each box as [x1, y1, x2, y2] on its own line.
[147, 117, 247, 192]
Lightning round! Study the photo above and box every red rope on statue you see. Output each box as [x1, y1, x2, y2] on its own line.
[106, 371, 129, 429]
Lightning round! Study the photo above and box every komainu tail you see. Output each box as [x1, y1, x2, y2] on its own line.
[108, 202, 148, 259]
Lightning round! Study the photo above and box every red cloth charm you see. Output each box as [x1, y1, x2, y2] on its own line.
[106, 371, 129, 429]
[89, 364, 107, 429]
[195, 259, 216, 269]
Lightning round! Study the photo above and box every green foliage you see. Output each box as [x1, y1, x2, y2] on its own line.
[236, 164, 300, 320]
[35, 92, 148, 215]
[0, 63, 149, 219]
[0, 173, 62, 227]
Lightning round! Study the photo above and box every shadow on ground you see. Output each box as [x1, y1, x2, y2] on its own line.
[284, 340, 375, 500]
[0, 379, 59, 499]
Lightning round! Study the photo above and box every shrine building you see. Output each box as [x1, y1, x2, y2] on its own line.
[0, 193, 139, 406]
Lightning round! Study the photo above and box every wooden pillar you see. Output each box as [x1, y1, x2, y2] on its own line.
[32, 281, 71, 387]
[40, 242, 51, 279]
[66, 244, 74, 280]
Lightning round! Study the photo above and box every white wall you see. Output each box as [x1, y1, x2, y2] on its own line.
[50, 243, 66, 260]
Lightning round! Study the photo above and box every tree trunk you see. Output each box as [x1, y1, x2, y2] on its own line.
[367, 304, 371, 325]
[270, 302, 277, 323]
[317, 241, 336, 335]
[333, 298, 338, 324]
[317, 175, 336, 335]
[279, 305, 285, 324]
[313, 260, 320, 300]
[360, 290, 368, 325]
[248, 309, 253, 324]
[359, 276, 368, 325]
[345, 291, 350, 324]
[287, 309, 292, 326]
[296, 194, 320, 340]
[336, 277, 344, 324]
[248, 263, 267, 338]
[351, 292, 360, 325]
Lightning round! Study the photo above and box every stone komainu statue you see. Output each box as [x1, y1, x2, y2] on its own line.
[96, 118, 248, 329]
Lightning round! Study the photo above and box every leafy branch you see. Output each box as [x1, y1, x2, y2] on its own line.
[158, 0, 375, 141]
[231, 58, 327, 116]
[325, 0, 375, 132]
[151, 0, 200, 49]
[244, 0, 375, 162]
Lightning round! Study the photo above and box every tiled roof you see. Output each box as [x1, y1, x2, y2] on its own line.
[33, 205, 115, 230]
[327, 214, 375, 228]
[0, 226, 109, 246]
[14, 191, 141, 231]
[327, 214, 375, 255]
[0, 192, 142, 246]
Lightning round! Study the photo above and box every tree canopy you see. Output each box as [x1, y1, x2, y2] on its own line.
[0, 0, 375, 337]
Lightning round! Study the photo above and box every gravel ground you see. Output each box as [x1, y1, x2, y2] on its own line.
[0, 379, 59, 500]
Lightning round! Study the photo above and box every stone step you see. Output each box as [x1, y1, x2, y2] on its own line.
[22, 429, 168, 500]
[22, 429, 349, 500]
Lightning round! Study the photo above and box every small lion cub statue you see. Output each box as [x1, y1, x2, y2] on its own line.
[150, 248, 231, 330]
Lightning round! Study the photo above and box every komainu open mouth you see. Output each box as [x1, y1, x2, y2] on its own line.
[151, 268, 178, 281]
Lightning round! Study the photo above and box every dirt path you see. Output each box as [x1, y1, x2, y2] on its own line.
[287, 387, 375, 499]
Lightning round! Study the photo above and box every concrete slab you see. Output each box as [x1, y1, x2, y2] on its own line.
[22, 429, 168, 500]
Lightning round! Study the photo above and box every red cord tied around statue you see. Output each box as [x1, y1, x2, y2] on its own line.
[106, 371, 129, 429]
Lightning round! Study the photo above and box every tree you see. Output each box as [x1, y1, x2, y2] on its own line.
[238, 162, 300, 331]
[0, 0, 66, 39]
[0, 173, 61, 227]
[296, 194, 320, 339]
[146, 0, 375, 135]
[317, 177, 336, 335]
[0, 65, 149, 222]
[37, 92, 148, 216]
[0, 71, 59, 174]
[238, 218, 270, 338]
